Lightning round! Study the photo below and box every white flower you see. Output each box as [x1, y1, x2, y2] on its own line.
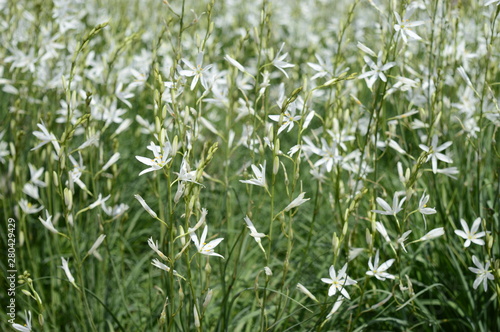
[28, 164, 47, 187]
[189, 225, 224, 259]
[151, 258, 184, 279]
[87, 194, 110, 210]
[151, 258, 171, 272]
[19, 199, 44, 214]
[366, 250, 395, 281]
[244, 216, 266, 254]
[224, 54, 246, 73]
[434, 167, 459, 179]
[272, 43, 295, 78]
[87, 234, 106, 258]
[39, 210, 58, 234]
[485, 0, 500, 6]
[102, 202, 129, 217]
[372, 193, 406, 216]
[358, 52, 396, 89]
[31, 121, 61, 155]
[68, 153, 88, 191]
[240, 161, 267, 188]
[418, 192, 436, 228]
[134, 194, 158, 219]
[284, 192, 310, 212]
[148, 237, 168, 260]
[135, 141, 172, 176]
[60, 257, 76, 286]
[419, 227, 445, 241]
[394, 11, 425, 43]
[468, 256, 494, 292]
[179, 52, 213, 90]
[314, 139, 342, 172]
[376, 221, 391, 242]
[418, 192, 436, 215]
[454, 218, 486, 247]
[297, 283, 318, 302]
[419, 135, 453, 174]
[321, 264, 357, 299]
[397, 230, 412, 253]
[12, 310, 32, 332]
[22, 183, 40, 200]
[268, 109, 302, 135]
[101, 152, 120, 172]
[325, 297, 344, 320]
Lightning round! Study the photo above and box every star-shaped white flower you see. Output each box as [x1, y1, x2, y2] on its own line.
[321, 264, 357, 299]
[179, 52, 213, 90]
[135, 141, 172, 176]
[468, 255, 494, 292]
[454, 218, 486, 247]
[419, 135, 453, 174]
[358, 52, 396, 89]
[12, 310, 32, 332]
[394, 11, 425, 43]
[272, 43, 295, 78]
[189, 225, 224, 259]
[366, 250, 395, 281]
[31, 121, 61, 155]
[240, 161, 267, 188]
[372, 192, 406, 216]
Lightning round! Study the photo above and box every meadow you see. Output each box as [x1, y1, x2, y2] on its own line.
[1, 0, 499, 331]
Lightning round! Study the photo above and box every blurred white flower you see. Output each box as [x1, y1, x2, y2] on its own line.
[375, 222, 391, 242]
[419, 227, 445, 241]
[134, 194, 158, 219]
[419, 135, 453, 174]
[101, 152, 120, 172]
[87, 234, 106, 260]
[284, 192, 310, 212]
[358, 52, 395, 89]
[272, 43, 295, 78]
[297, 283, 318, 302]
[12, 310, 32, 332]
[19, 199, 43, 214]
[87, 194, 110, 210]
[468, 256, 494, 291]
[244, 216, 266, 254]
[372, 192, 406, 216]
[179, 52, 213, 90]
[418, 192, 436, 228]
[325, 297, 344, 320]
[394, 11, 425, 43]
[397, 230, 412, 253]
[240, 161, 267, 188]
[31, 122, 61, 155]
[485, 0, 500, 6]
[60, 257, 77, 287]
[39, 210, 58, 234]
[148, 237, 168, 260]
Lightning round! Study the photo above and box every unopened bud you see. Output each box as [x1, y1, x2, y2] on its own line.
[273, 156, 279, 175]
[203, 289, 213, 308]
[53, 171, 59, 187]
[64, 188, 73, 211]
